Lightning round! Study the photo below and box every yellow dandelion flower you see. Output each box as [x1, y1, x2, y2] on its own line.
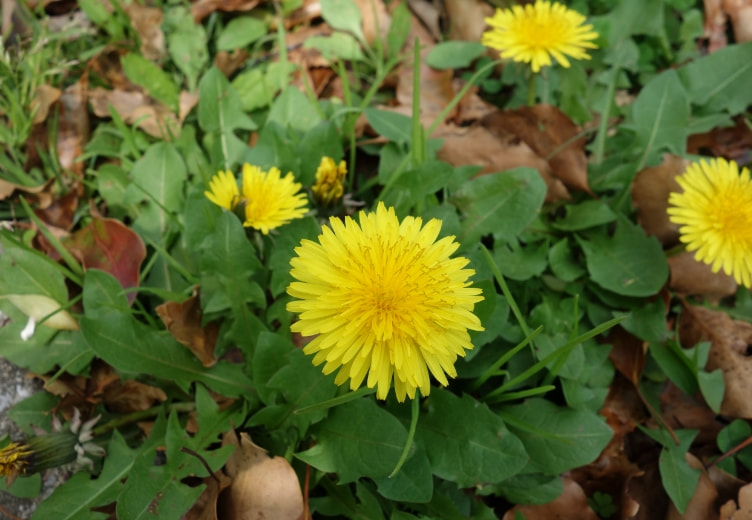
[205, 170, 240, 210]
[286, 202, 484, 402]
[240, 164, 309, 234]
[312, 157, 348, 207]
[668, 158, 752, 288]
[482, 0, 598, 73]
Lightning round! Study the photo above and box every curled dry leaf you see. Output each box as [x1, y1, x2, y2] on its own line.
[724, 0, 752, 43]
[191, 0, 260, 23]
[353, 0, 391, 46]
[30, 84, 61, 124]
[631, 153, 687, 244]
[124, 3, 166, 61]
[668, 251, 738, 303]
[704, 0, 729, 51]
[720, 481, 752, 520]
[679, 306, 752, 419]
[34, 188, 79, 231]
[482, 105, 591, 194]
[221, 431, 304, 520]
[444, 0, 494, 41]
[185, 471, 233, 520]
[688, 117, 752, 162]
[501, 477, 600, 520]
[89, 86, 180, 139]
[435, 122, 571, 203]
[0, 178, 54, 206]
[103, 379, 168, 414]
[56, 79, 90, 176]
[156, 292, 219, 367]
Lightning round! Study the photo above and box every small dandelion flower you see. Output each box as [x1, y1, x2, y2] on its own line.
[312, 157, 348, 207]
[482, 0, 599, 73]
[668, 158, 752, 288]
[286, 202, 484, 402]
[240, 164, 308, 234]
[205, 170, 240, 211]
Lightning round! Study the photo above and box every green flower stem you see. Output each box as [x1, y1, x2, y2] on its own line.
[427, 59, 502, 138]
[92, 402, 195, 437]
[470, 325, 544, 392]
[527, 72, 537, 106]
[294, 387, 376, 415]
[481, 245, 534, 346]
[389, 392, 420, 478]
[593, 62, 620, 165]
[489, 385, 556, 403]
[485, 316, 624, 401]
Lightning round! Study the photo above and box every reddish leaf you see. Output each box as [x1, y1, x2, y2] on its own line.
[64, 217, 146, 303]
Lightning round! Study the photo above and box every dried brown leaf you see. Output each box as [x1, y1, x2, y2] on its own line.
[724, 0, 752, 42]
[720, 481, 752, 520]
[631, 153, 687, 244]
[483, 105, 591, 193]
[191, 0, 261, 23]
[56, 79, 89, 176]
[89, 87, 180, 139]
[124, 3, 166, 61]
[435, 121, 571, 203]
[444, 0, 493, 41]
[30, 84, 62, 124]
[34, 188, 79, 231]
[221, 431, 304, 520]
[103, 380, 167, 413]
[0, 178, 54, 206]
[705, 0, 728, 51]
[353, 0, 390, 46]
[185, 471, 233, 520]
[502, 477, 600, 520]
[156, 293, 219, 367]
[679, 306, 752, 419]
[668, 251, 738, 303]
[688, 117, 752, 163]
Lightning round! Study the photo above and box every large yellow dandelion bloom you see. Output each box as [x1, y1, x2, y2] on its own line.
[482, 0, 598, 73]
[286, 202, 484, 402]
[312, 157, 347, 207]
[204, 170, 240, 211]
[668, 158, 752, 288]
